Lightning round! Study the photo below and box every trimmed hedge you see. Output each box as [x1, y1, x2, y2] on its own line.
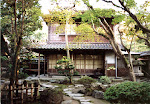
[77, 76, 97, 85]
[99, 76, 111, 84]
[104, 81, 150, 104]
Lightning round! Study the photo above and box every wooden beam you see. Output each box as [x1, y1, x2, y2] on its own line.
[38, 52, 40, 77]
[44, 55, 46, 76]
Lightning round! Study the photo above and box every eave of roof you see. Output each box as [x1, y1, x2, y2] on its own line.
[140, 51, 150, 57]
[30, 42, 114, 50]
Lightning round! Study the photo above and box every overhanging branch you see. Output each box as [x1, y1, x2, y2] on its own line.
[137, 35, 150, 47]
[91, 18, 109, 40]
[102, 0, 124, 9]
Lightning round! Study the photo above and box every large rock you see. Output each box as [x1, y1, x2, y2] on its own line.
[91, 82, 102, 90]
[72, 84, 85, 93]
[99, 84, 109, 91]
[92, 90, 104, 99]
[40, 88, 63, 104]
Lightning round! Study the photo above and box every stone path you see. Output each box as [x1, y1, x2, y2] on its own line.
[63, 84, 110, 104]
[63, 84, 94, 104]
[63, 95, 80, 104]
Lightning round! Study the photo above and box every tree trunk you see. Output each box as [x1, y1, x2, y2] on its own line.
[109, 38, 136, 81]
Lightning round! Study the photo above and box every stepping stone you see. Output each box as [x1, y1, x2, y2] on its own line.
[68, 93, 84, 97]
[75, 84, 84, 88]
[68, 85, 74, 88]
[80, 102, 93, 104]
[40, 84, 53, 88]
[63, 89, 69, 91]
[64, 91, 72, 95]
[72, 97, 85, 100]
[80, 99, 91, 102]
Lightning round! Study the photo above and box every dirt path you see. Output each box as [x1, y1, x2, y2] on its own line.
[85, 96, 110, 104]
[63, 95, 80, 104]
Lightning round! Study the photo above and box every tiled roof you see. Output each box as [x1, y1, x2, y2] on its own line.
[31, 42, 114, 50]
[140, 51, 150, 56]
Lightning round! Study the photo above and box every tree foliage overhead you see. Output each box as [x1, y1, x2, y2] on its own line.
[1, 0, 42, 37]
[1, 0, 42, 82]
[42, 9, 78, 24]
[76, 8, 125, 25]
[99, 0, 150, 47]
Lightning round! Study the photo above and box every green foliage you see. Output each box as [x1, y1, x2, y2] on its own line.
[1, 0, 42, 37]
[73, 23, 105, 42]
[0, 56, 8, 61]
[107, 66, 115, 70]
[1, 0, 42, 80]
[99, 76, 111, 84]
[77, 75, 97, 85]
[76, 8, 125, 25]
[18, 71, 29, 79]
[104, 81, 150, 104]
[42, 9, 75, 24]
[123, 0, 137, 8]
[73, 71, 79, 75]
[55, 56, 75, 83]
[40, 88, 63, 104]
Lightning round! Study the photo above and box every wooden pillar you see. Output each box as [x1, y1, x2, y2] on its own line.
[105, 60, 108, 76]
[84, 55, 86, 74]
[26, 83, 28, 101]
[10, 85, 13, 104]
[47, 56, 49, 75]
[44, 55, 46, 76]
[21, 84, 24, 104]
[31, 83, 33, 99]
[115, 55, 118, 78]
[38, 52, 40, 77]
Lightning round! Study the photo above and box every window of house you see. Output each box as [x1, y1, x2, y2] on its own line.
[75, 54, 103, 69]
[49, 54, 64, 69]
[49, 54, 57, 69]
[76, 55, 85, 69]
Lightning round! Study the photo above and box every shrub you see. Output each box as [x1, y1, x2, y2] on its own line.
[18, 71, 29, 79]
[73, 71, 79, 75]
[55, 56, 75, 84]
[40, 88, 63, 104]
[99, 76, 111, 84]
[77, 75, 97, 85]
[104, 81, 150, 104]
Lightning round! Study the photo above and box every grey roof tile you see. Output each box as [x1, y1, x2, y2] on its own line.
[31, 42, 114, 50]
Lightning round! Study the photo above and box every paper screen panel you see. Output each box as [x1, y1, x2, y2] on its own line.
[86, 60, 93, 64]
[76, 60, 81, 64]
[76, 65, 80, 69]
[86, 64, 93, 69]
[81, 60, 84, 65]
[81, 65, 84, 69]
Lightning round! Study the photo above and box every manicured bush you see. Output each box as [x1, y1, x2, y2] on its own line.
[77, 75, 97, 85]
[55, 56, 75, 83]
[104, 81, 150, 104]
[99, 76, 111, 84]
[40, 88, 63, 104]
[73, 71, 79, 75]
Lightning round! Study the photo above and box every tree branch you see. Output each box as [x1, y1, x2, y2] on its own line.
[102, 18, 114, 38]
[118, 27, 129, 51]
[91, 18, 109, 40]
[98, 18, 109, 35]
[102, 0, 124, 9]
[118, 0, 150, 33]
[137, 35, 150, 47]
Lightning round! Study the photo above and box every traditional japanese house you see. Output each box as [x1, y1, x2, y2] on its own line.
[30, 17, 131, 77]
